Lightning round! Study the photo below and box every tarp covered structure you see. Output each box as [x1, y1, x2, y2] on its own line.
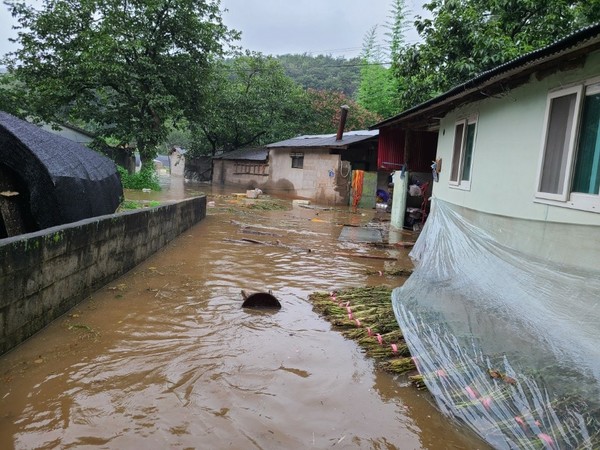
[393, 199, 600, 449]
[0, 111, 122, 235]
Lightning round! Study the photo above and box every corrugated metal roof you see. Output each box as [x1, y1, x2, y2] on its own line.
[267, 130, 378, 149]
[371, 22, 600, 129]
[214, 147, 268, 161]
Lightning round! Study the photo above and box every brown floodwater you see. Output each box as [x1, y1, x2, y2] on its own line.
[0, 177, 491, 450]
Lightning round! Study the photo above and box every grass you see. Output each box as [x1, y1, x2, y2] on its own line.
[118, 200, 161, 211]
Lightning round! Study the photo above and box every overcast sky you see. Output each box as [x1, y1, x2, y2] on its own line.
[0, 0, 427, 60]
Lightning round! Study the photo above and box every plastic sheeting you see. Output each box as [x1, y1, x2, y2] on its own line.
[392, 199, 600, 449]
[0, 111, 122, 230]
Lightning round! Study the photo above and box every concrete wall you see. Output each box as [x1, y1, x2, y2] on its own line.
[269, 149, 350, 205]
[212, 159, 270, 190]
[169, 152, 185, 177]
[0, 196, 206, 355]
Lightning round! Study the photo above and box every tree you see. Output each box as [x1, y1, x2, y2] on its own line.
[0, 72, 27, 117]
[276, 54, 362, 98]
[356, 0, 409, 118]
[356, 26, 397, 118]
[305, 89, 382, 134]
[393, 0, 600, 111]
[190, 53, 312, 156]
[3, 0, 237, 170]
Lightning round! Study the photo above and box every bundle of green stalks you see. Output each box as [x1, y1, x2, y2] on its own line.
[309, 286, 421, 385]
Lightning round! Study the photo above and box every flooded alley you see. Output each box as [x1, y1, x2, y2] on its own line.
[0, 180, 489, 449]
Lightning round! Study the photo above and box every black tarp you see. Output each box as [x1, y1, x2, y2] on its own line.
[0, 111, 123, 231]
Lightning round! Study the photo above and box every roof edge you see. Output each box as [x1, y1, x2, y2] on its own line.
[371, 22, 600, 129]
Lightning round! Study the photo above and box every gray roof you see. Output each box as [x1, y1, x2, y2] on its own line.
[267, 130, 379, 149]
[371, 22, 600, 129]
[214, 147, 269, 161]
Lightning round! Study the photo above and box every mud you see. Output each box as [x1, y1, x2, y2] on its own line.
[0, 177, 490, 449]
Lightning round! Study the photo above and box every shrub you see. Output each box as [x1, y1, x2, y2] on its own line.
[117, 166, 161, 191]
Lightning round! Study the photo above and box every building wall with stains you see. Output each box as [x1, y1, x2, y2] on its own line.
[212, 159, 270, 190]
[268, 149, 350, 205]
[0, 196, 206, 355]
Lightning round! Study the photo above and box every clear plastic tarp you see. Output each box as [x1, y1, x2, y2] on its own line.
[392, 198, 600, 449]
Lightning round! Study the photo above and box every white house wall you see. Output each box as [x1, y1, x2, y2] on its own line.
[434, 49, 600, 227]
[41, 124, 94, 145]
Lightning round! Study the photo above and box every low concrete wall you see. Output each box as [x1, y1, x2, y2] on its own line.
[0, 196, 206, 355]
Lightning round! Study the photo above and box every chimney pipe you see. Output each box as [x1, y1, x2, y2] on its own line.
[336, 105, 349, 141]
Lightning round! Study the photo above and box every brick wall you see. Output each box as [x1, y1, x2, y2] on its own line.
[0, 196, 206, 355]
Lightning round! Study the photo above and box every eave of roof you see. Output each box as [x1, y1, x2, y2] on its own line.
[267, 130, 378, 149]
[213, 147, 269, 161]
[371, 22, 600, 130]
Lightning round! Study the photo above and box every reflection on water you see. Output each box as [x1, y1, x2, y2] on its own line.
[0, 176, 489, 449]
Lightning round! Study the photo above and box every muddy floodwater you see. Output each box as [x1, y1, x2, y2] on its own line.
[0, 178, 490, 449]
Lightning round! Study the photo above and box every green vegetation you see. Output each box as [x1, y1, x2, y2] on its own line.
[392, 0, 600, 111]
[118, 200, 161, 211]
[3, 0, 237, 170]
[309, 286, 418, 378]
[245, 199, 289, 211]
[117, 166, 161, 191]
[189, 53, 312, 157]
[275, 54, 362, 98]
[2, 0, 599, 162]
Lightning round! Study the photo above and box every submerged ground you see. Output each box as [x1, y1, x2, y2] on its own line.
[0, 178, 490, 449]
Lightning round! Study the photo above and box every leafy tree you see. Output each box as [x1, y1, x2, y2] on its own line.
[3, 0, 237, 170]
[356, 26, 397, 118]
[0, 72, 26, 117]
[386, 0, 410, 63]
[393, 0, 600, 111]
[190, 53, 312, 156]
[275, 54, 362, 98]
[357, 0, 409, 118]
[305, 89, 382, 134]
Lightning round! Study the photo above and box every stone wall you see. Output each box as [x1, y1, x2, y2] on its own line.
[0, 196, 206, 355]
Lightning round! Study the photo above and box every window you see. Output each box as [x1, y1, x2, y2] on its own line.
[234, 163, 269, 175]
[291, 152, 304, 169]
[536, 81, 600, 212]
[449, 117, 477, 190]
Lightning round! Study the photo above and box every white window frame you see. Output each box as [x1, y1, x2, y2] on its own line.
[535, 78, 600, 213]
[534, 85, 583, 202]
[449, 115, 477, 191]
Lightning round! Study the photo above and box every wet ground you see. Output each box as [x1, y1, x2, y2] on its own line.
[0, 177, 491, 449]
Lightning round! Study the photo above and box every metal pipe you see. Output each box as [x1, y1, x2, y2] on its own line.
[336, 105, 349, 141]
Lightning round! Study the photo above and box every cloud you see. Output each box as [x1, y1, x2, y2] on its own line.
[220, 0, 415, 58]
[0, 0, 426, 61]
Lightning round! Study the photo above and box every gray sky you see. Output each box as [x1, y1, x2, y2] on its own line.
[219, 0, 426, 58]
[0, 0, 426, 60]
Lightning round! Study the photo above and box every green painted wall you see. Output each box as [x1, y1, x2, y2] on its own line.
[434, 49, 600, 227]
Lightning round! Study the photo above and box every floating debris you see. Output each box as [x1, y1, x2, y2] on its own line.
[366, 268, 414, 277]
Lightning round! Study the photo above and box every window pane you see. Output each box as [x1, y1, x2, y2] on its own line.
[291, 153, 304, 169]
[572, 93, 600, 194]
[461, 123, 476, 181]
[450, 123, 464, 182]
[539, 93, 577, 194]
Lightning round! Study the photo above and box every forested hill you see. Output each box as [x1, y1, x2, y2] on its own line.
[275, 54, 362, 98]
